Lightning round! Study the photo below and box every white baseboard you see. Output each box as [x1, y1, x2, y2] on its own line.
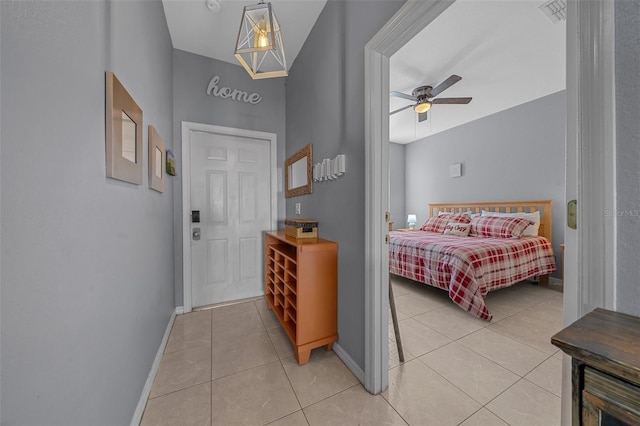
[333, 342, 365, 384]
[176, 306, 184, 315]
[130, 308, 178, 426]
[549, 277, 562, 286]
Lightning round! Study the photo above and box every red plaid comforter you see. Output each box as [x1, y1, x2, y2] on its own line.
[389, 231, 557, 320]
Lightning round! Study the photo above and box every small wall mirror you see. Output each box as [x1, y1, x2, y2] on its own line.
[121, 111, 137, 163]
[285, 144, 312, 198]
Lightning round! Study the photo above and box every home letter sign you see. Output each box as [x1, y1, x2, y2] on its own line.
[206, 76, 262, 105]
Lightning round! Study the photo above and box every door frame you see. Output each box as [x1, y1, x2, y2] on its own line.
[364, 0, 616, 398]
[181, 121, 277, 313]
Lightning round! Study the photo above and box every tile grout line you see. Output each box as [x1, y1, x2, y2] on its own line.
[390, 279, 562, 425]
[260, 296, 308, 421]
[151, 284, 560, 425]
[277, 347, 306, 419]
[400, 338, 558, 426]
[480, 375, 560, 425]
[411, 356, 489, 409]
[455, 407, 490, 426]
[377, 384, 415, 426]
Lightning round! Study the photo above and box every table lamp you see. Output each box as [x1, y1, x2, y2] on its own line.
[407, 214, 417, 230]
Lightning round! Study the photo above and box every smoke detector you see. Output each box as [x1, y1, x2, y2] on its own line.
[206, 0, 222, 13]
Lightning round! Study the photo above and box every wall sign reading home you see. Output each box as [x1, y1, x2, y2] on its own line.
[206, 76, 262, 105]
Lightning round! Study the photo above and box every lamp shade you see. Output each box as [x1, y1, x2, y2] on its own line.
[407, 214, 417, 224]
[234, 2, 287, 79]
[414, 101, 431, 113]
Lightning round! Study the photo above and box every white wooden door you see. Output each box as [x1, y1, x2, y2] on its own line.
[189, 130, 271, 307]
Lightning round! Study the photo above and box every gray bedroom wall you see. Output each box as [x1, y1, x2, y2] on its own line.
[0, 5, 3, 423]
[404, 91, 566, 280]
[172, 49, 286, 306]
[389, 142, 406, 229]
[286, 0, 405, 371]
[615, 1, 640, 317]
[1, 1, 175, 424]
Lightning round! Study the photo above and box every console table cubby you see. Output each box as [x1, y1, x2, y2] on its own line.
[264, 231, 338, 365]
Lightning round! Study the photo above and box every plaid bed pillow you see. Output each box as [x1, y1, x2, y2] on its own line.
[421, 213, 471, 232]
[448, 213, 472, 224]
[470, 215, 534, 239]
[420, 214, 451, 232]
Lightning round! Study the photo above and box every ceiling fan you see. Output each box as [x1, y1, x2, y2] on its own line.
[390, 75, 472, 122]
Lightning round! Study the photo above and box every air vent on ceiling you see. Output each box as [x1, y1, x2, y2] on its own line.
[539, 0, 567, 24]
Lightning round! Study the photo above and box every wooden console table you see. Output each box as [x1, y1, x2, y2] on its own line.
[264, 231, 338, 364]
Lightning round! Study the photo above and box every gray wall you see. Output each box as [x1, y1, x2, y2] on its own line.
[0, 4, 3, 422]
[389, 142, 406, 229]
[615, 1, 640, 317]
[1, 1, 175, 424]
[172, 49, 286, 306]
[0, 4, 2, 422]
[404, 91, 566, 279]
[286, 0, 404, 370]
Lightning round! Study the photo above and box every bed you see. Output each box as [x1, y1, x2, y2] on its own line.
[389, 200, 557, 321]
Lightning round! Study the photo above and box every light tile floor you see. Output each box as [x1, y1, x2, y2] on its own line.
[141, 276, 564, 425]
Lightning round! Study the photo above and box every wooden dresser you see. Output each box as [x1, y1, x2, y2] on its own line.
[551, 308, 640, 425]
[264, 231, 338, 365]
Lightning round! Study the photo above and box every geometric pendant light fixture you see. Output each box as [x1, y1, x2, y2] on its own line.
[234, 1, 288, 79]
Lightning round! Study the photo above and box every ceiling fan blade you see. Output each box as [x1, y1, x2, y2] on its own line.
[432, 97, 472, 104]
[429, 75, 462, 97]
[418, 111, 428, 122]
[389, 91, 416, 101]
[390, 104, 414, 115]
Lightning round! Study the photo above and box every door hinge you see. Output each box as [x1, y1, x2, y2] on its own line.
[385, 211, 391, 222]
[385, 234, 390, 244]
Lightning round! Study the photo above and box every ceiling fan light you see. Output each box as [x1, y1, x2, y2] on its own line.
[414, 101, 432, 113]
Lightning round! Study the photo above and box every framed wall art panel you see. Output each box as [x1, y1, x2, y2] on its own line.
[106, 71, 143, 185]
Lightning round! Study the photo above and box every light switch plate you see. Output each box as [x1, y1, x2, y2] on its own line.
[295, 203, 301, 215]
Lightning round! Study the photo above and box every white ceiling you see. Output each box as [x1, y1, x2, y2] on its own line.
[162, 0, 326, 71]
[162, 1, 565, 146]
[390, 0, 566, 144]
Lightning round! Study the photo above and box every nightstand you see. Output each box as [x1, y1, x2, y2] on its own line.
[552, 309, 640, 425]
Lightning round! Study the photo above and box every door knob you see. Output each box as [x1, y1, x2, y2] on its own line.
[192, 228, 201, 240]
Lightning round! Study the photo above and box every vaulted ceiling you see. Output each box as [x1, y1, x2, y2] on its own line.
[389, 0, 566, 144]
[162, 0, 326, 72]
[162, 1, 566, 145]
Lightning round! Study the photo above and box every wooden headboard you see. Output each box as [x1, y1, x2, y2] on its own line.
[428, 200, 553, 242]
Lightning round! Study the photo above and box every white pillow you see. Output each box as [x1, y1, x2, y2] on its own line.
[443, 222, 471, 236]
[481, 210, 540, 236]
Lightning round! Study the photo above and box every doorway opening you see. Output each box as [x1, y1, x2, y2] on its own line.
[364, 1, 616, 412]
